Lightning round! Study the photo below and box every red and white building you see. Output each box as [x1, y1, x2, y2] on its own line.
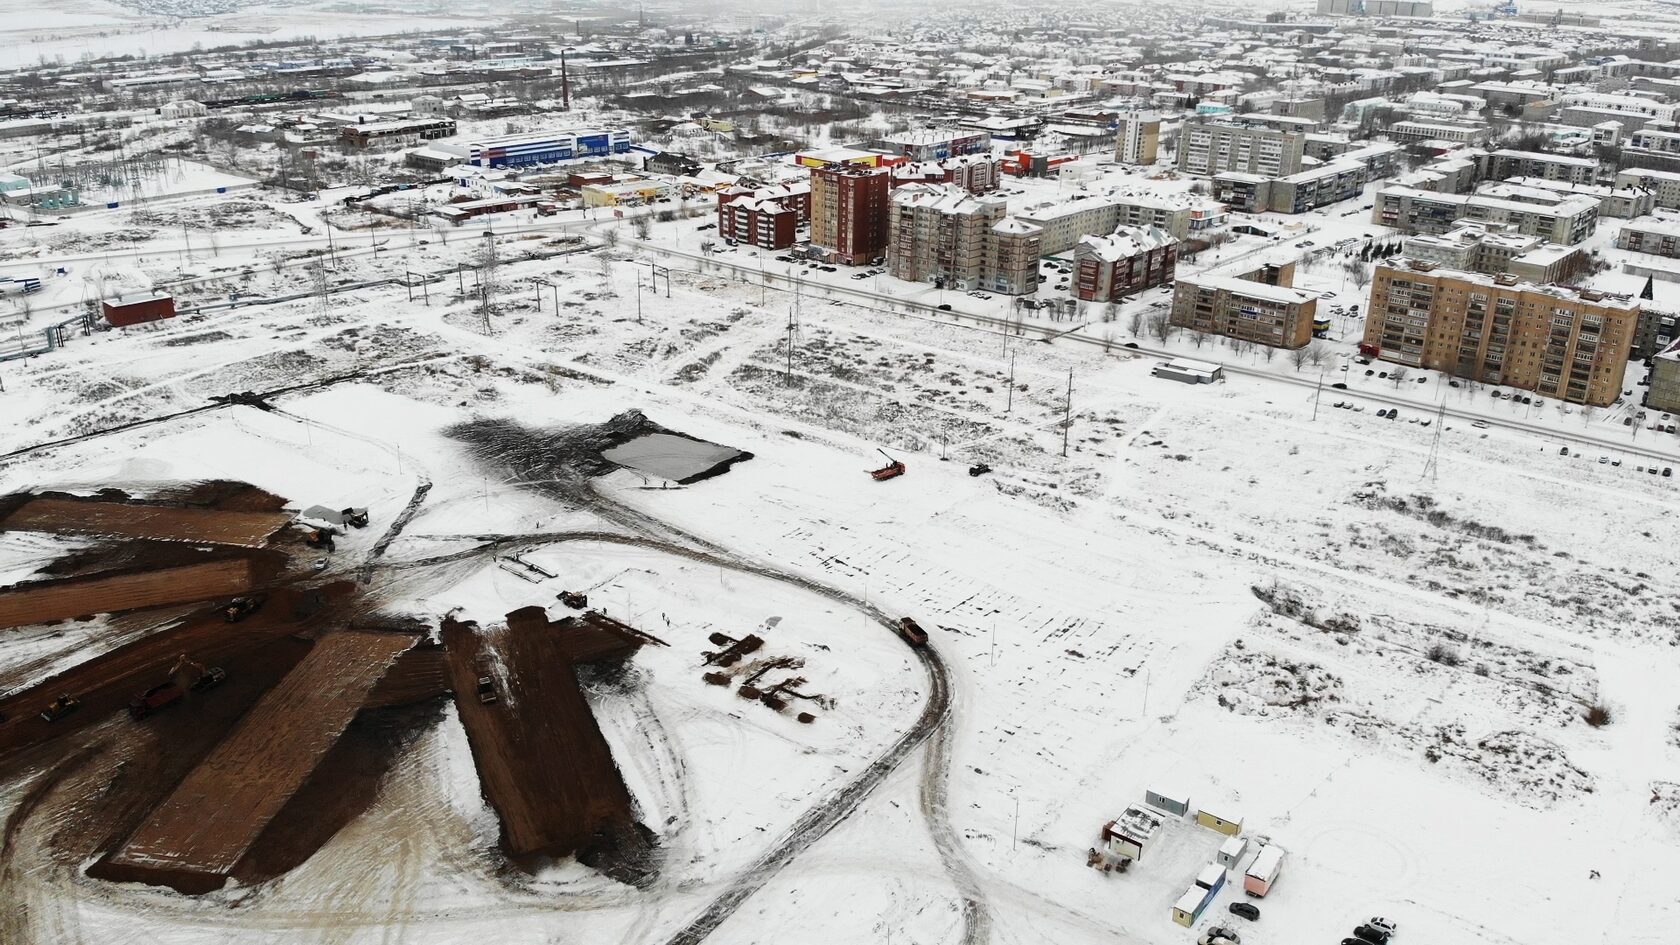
[1072, 225, 1179, 302]
[891, 154, 1002, 195]
[717, 181, 811, 249]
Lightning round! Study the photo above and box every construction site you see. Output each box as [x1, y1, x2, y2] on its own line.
[0, 474, 725, 896]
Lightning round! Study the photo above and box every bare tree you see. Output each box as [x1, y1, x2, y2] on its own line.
[597, 253, 616, 298]
[1128, 308, 1145, 337]
[1347, 260, 1372, 293]
[1390, 366, 1410, 386]
[1289, 346, 1310, 371]
[632, 212, 652, 240]
[1261, 343, 1276, 363]
[1147, 313, 1176, 344]
[1307, 341, 1328, 367]
[475, 237, 499, 332]
[1190, 330, 1208, 349]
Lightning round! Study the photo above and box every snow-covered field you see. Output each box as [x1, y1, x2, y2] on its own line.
[1, 183, 1678, 945]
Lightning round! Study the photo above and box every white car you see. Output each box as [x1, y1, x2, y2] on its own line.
[1369, 917, 1399, 935]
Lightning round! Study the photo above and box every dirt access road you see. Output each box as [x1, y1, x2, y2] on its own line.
[385, 529, 973, 945]
[1, 497, 292, 547]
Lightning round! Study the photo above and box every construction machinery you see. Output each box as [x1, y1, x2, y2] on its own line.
[223, 596, 263, 623]
[130, 682, 184, 720]
[476, 675, 498, 704]
[170, 654, 227, 693]
[897, 617, 929, 647]
[40, 694, 80, 722]
[341, 507, 370, 529]
[558, 590, 589, 609]
[304, 527, 336, 551]
[868, 448, 906, 481]
[968, 462, 992, 477]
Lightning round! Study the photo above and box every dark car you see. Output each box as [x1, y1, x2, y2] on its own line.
[1228, 901, 1260, 921]
[1331, 382, 1348, 389]
[1354, 925, 1392, 944]
[937, 303, 952, 311]
[1124, 342, 1140, 349]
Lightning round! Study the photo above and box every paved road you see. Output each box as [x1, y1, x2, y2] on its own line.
[625, 238, 1680, 466]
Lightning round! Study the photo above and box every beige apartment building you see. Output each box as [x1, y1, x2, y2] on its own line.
[887, 183, 1042, 294]
[1177, 119, 1307, 178]
[1363, 261, 1639, 406]
[1170, 261, 1318, 349]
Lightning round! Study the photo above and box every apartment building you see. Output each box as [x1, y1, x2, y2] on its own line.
[1176, 119, 1306, 177]
[1648, 340, 1680, 412]
[886, 183, 1041, 294]
[1016, 199, 1120, 255]
[890, 154, 1002, 195]
[1114, 193, 1228, 240]
[1170, 261, 1318, 349]
[811, 164, 891, 265]
[1617, 218, 1680, 257]
[1072, 225, 1178, 302]
[1501, 176, 1653, 219]
[717, 195, 797, 249]
[1363, 261, 1639, 406]
[1214, 160, 1366, 214]
[1374, 183, 1599, 244]
[1618, 168, 1680, 209]
[1403, 223, 1584, 284]
[1482, 149, 1599, 185]
[1115, 111, 1161, 165]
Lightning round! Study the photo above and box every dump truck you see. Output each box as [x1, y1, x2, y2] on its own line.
[476, 675, 498, 704]
[897, 617, 928, 647]
[869, 448, 906, 481]
[129, 682, 184, 720]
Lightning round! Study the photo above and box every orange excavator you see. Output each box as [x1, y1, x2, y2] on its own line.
[868, 448, 906, 481]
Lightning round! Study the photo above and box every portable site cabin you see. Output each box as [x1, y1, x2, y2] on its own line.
[1102, 805, 1164, 863]
[1145, 788, 1191, 818]
[1244, 844, 1284, 897]
[1217, 835, 1249, 870]
[1196, 807, 1243, 837]
[1195, 862, 1227, 893]
[1151, 357, 1223, 384]
[1172, 882, 1217, 927]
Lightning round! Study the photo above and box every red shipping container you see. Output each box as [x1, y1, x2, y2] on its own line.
[103, 294, 176, 328]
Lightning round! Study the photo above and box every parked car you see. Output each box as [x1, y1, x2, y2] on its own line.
[1198, 927, 1240, 945]
[1664, 467, 1673, 477]
[1228, 901, 1260, 921]
[1367, 917, 1398, 936]
[1331, 382, 1348, 389]
[1354, 924, 1393, 944]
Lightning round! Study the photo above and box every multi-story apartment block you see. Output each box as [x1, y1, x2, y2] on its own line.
[1617, 168, 1680, 209]
[1115, 112, 1161, 165]
[1501, 177, 1653, 219]
[1402, 223, 1583, 285]
[1176, 119, 1306, 178]
[811, 165, 891, 265]
[1374, 183, 1600, 244]
[886, 184, 1041, 295]
[1072, 226, 1178, 302]
[1648, 339, 1680, 412]
[1482, 149, 1599, 185]
[1016, 199, 1121, 255]
[1114, 193, 1228, 240]
[717, 192, 799, 250]
[1215, 160, 1366, 214]
[890, 154, 1002, 195]
[1363, 261, 1639, 406]
[1617, 218, 1680, 257]
[1170, 261, 1318, 349]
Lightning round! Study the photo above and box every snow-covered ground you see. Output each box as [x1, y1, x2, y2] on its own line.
[2, 178, 1678, 945]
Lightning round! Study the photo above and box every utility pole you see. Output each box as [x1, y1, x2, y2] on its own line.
[1061, 368, 1074, 458]
[784, 307, 796, 385]
[1312, 369, 1323, 421]
[1005, 351, 1016, 414]
[560, 51, 571, 110]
